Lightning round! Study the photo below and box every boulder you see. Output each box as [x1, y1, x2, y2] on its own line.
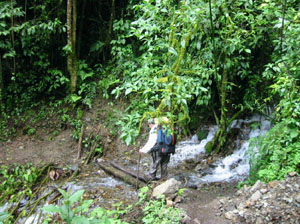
[152, 178, 181, 199]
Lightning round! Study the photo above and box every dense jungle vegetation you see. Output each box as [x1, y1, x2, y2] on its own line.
[0, 0, 299, 222]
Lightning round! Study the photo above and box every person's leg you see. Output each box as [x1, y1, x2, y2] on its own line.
[149, 151, 161, 179]
[160, 153, 170, 179]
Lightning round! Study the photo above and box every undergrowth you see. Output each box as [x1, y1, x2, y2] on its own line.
[247, 118, 300, 184]
[0, 163, 46, 205]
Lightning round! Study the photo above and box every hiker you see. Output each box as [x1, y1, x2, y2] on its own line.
[139, 117, 175, 181]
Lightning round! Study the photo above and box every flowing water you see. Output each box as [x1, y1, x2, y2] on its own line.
[170, 115, 271, 186]
[2, 115, 271, 223]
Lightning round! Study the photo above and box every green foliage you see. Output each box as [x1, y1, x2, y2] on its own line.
[142, 196, 182, 224]
[137, 186, 150, 204]
[0, 0, 70, 118]
[248, 119, 300, 183]
[42, 189, 127, 224]
[116, 111, 142, 146]
[177, 188, 186, 197]
[197, 130, 209, 142]
[108, 0, 215, 143]
[67, 61, 97, 109]
[111, 202, 133, 220]
[137, 186, 182, 224]
[0, 164, 40, 204]
[245, 0, 300, 184]
[0, 1, 23, 60]
[0, 211, 10, 224]
[106, 0, 285, 145]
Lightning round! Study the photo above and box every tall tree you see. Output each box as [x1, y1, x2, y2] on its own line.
[67, 0, 78, 93]
[105, 0, 115, 51]
[10, 0, 16, 75]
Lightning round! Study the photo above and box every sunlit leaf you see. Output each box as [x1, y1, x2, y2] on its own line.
[42, 204, 61, 213]
[69, 190, 85, 205]
[125, 88, 133, 95]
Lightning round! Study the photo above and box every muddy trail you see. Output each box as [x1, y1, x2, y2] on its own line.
[0, 126, 237, 223]
[0, 101, 274, 223]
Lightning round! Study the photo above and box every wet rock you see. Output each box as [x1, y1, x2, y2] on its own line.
[229, 159, 242, 170]
[191, 134, 199, 143]
[194, 161, 208, 172]
[166, 199, 175, 207]
[174, 196, 183, 204]
[181, 215, 193, 224]
[152, 178, 181, 199]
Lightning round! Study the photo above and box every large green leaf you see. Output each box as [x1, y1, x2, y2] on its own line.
[74, 200, 93, 213]
[72, 216, 90, 224]
[69, 189, 85, 205]
[41, 204, 61, 213]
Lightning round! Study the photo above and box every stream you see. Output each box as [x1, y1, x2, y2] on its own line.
[2, 115, 271, 224]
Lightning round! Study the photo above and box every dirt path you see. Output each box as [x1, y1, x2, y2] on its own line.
[0, 129, 78, 167]
[178, 183, 236, 224]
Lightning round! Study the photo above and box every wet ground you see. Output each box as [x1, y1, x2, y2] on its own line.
[0, 103, 240, 223]
[0, 130, 236, 223]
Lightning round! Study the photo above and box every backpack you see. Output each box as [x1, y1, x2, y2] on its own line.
[157, 128, 177, 155]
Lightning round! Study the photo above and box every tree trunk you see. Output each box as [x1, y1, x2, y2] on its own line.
[208, 67, 228, 153]
[97, 160, 146, 188]
[207, 65, 245, 154]
[77, 0, 87, 57]
[110, 161, 148, 182]
[105, 0, 115, 50]
[67, 0, 78, 93]
[10, 0, 16, 75]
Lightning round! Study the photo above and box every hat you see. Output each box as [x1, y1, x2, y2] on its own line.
[147, 118, 156, 124]
[148, 117, 169, 125]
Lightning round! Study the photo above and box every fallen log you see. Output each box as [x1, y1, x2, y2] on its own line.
[110, 161, 148, 183]
[97, 161, 147, 188]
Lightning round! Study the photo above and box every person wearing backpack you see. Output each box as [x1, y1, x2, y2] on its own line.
[139, 117, 176, 181]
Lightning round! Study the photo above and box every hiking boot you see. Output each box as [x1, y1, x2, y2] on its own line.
[146, 175, 159, 182]
[159, 176, 168, 182]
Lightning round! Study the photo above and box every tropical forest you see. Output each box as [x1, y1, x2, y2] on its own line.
[0, 0, 299, 223]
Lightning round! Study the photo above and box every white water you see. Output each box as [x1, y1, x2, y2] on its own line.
[171, 115, 271, 183]
[169, 125, 218, 167]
